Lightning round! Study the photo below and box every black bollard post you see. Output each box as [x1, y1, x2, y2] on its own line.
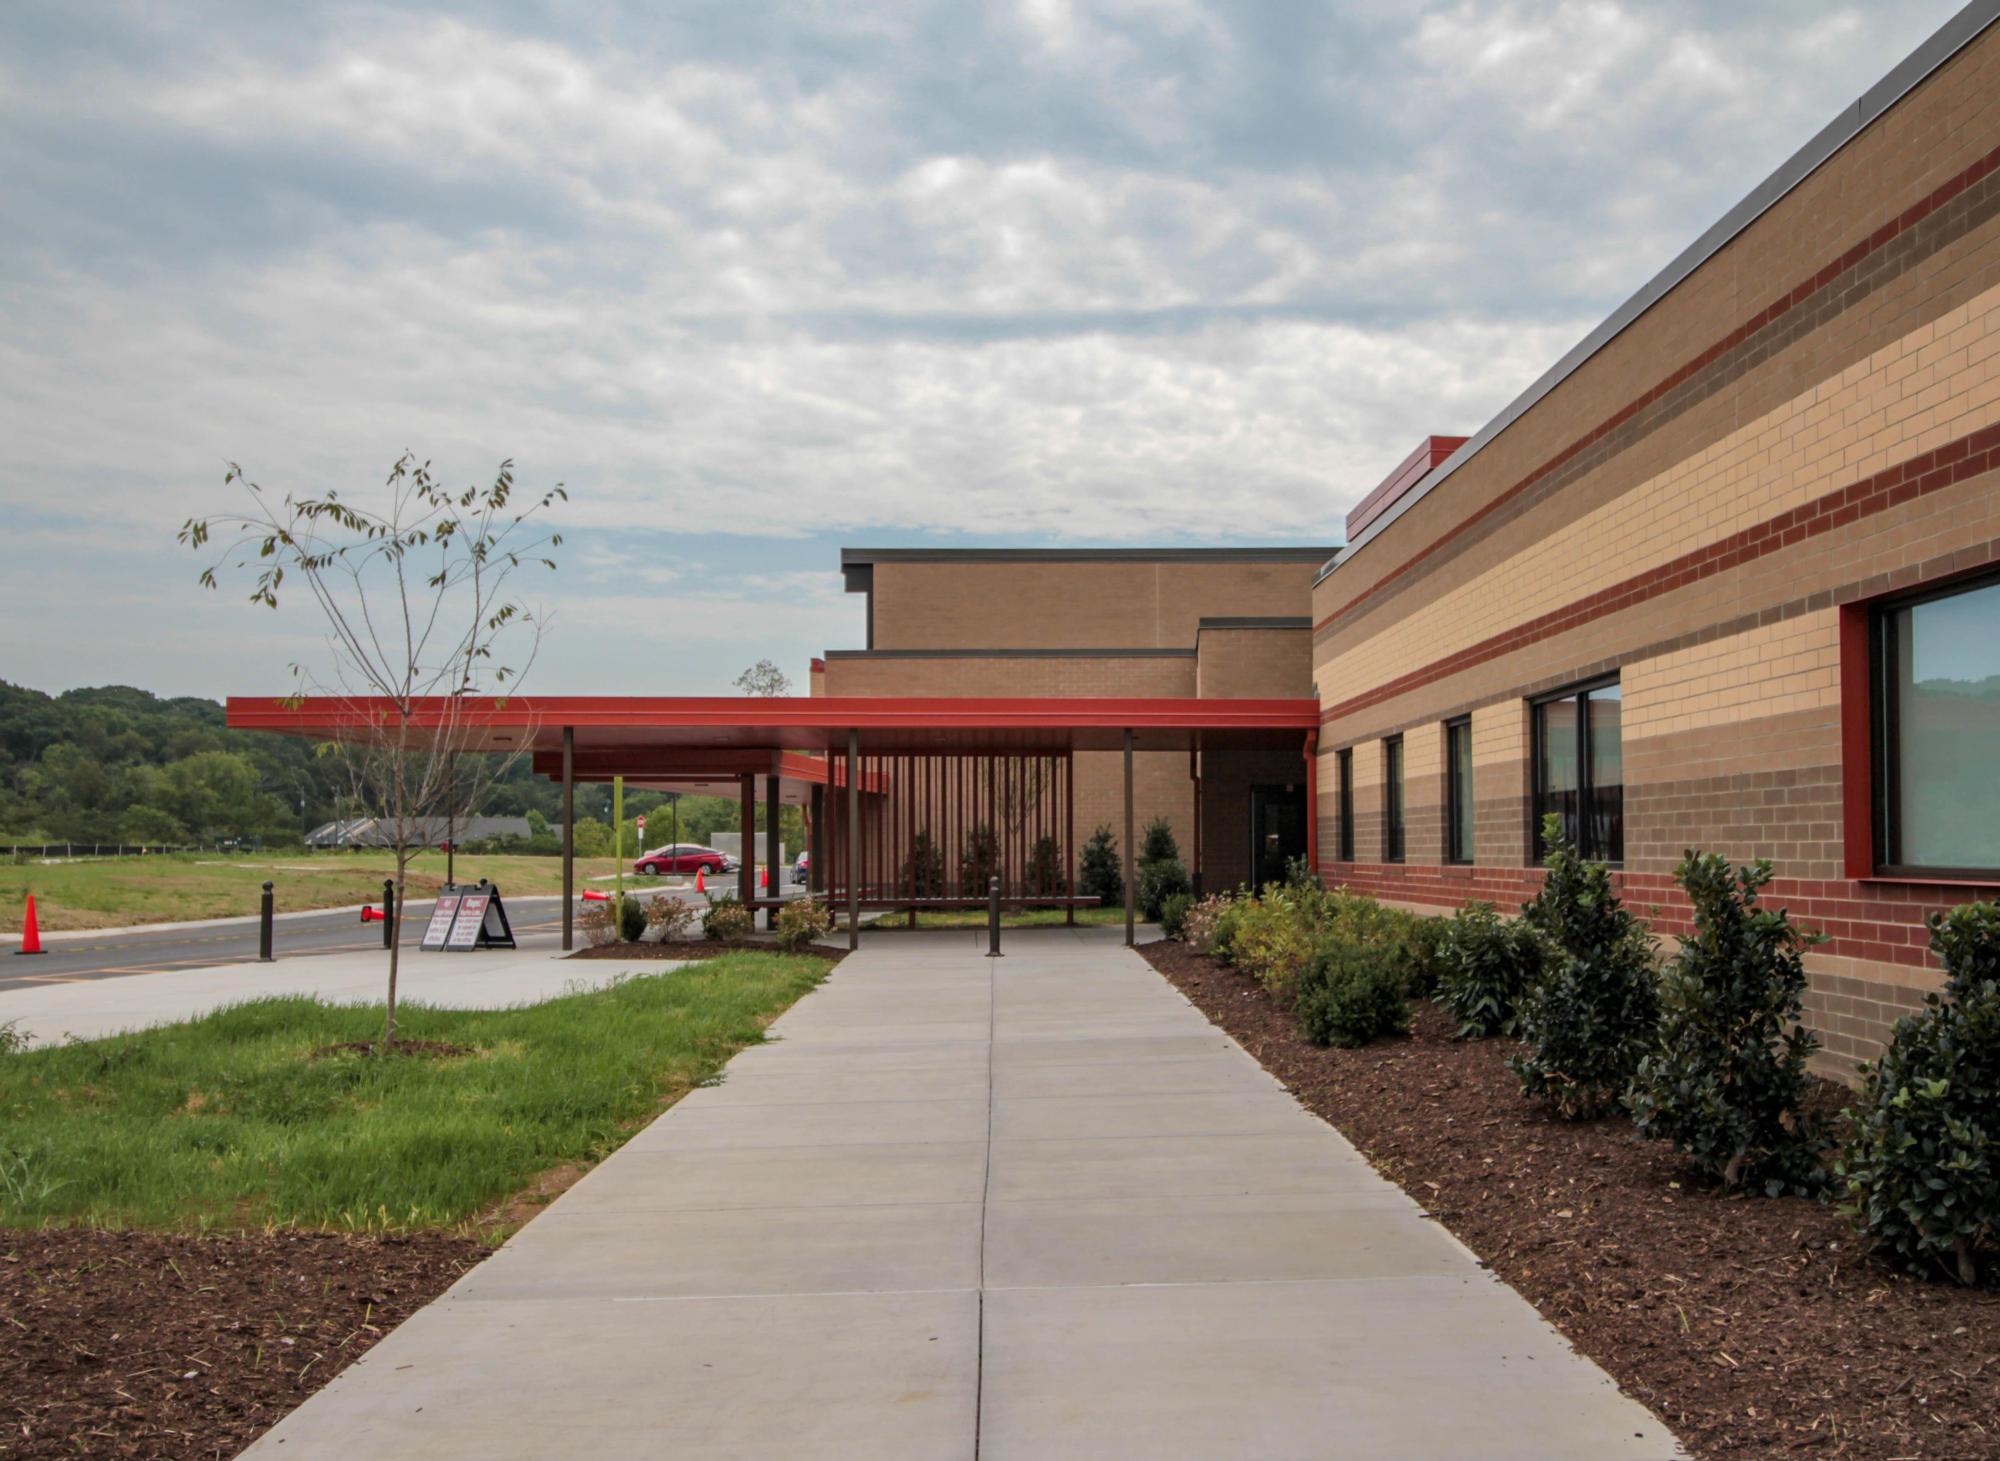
[986, 874, 1002, 959]
[381, 878, 396, 950]
[258, 881, 275, 962]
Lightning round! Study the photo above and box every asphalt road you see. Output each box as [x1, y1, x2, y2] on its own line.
[1, 876, 813, 993]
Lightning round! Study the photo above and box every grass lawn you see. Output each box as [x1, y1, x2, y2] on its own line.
[866, 904, 1128, 930]
[0, 850, 637, 933]
[0, 952, 827, 1235]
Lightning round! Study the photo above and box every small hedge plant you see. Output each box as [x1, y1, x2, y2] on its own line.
[1626, 853, 1829, 1196]
[1509, 817, 1660, 1118]
[1139, 858, 1190, 921]
[1841, 901, 2000, 1285]
[702, 894, 754, 942]
[1181, 892, 1235, 953]
[644, 894, 697, 942]
[1437, 900, 1544, 1038]
[1294, 935, 1410, 1048]
[1159, 891, 1195, 941]
[1078, 825, 1122, 904]
[616, 894, 648, 944]
[776, 898, 835, 952]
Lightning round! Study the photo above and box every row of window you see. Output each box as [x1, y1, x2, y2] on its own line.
[1325, 568, 2000, 879]
[1332, 682, 1623, 867]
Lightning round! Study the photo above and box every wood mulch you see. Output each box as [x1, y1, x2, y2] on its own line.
[563, 939, 849, 964]
[0, 1228, 484, 1460]
[1138, 938, 2000, 1461]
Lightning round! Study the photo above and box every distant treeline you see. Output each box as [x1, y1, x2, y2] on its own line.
[0, 683, 802, 854]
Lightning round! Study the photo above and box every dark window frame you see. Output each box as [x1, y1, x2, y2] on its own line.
[1870, 566, 2000, 881]
[1530, 675, 1622, 865]
[1383, 735, 1405, 864]
[1445, 716, 1474, 865]
[1335, 747, 1354, 862]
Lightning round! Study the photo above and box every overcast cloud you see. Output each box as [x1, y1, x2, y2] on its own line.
[0, 0, 1970, 695]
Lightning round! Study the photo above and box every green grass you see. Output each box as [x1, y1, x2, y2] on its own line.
[865, 905, 1127, 930]
[0, 850, 633, 932]
[0, 952, 827, 1236]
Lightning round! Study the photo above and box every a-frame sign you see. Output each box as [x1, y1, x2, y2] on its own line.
[419, 882, 518, 951]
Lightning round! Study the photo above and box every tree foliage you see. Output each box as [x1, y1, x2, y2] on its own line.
[1437, 900, 1543, 1039]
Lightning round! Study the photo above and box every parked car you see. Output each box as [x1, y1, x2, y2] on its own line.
[634, 844, 731, 876]
[793, 851, 809, 885]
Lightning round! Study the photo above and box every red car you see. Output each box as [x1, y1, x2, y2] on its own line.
[634, 844, 734, 876]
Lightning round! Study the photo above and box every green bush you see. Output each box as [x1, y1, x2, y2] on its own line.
[703, 894, 754, 941]
[1159, 891, 1195, 941]
[1210, 897, 1247, 963]
[616, 894, 647, 943]
[644, 894, 697, 941]
[775, 898, 835, 952]
[958, 825, 997, 895]
[1284, 853, 1323, 891]
[904, 830, 946, 896]
[1294, 935, 1411, 1048]
[1509, 817, 1660, 1118]
[1140, 816, 1181, 866]
[1078, 824, 1122, 904]
[1841, 901, 2000, 1285]
[1627, 853, 1829, 1195]
[1229, 886, 1319, 997]
[1437, 901, 1544, 1038]
[1139, 857, 1190, 921]
[1393, 910, 1450, 999]
[1026, 834, 1065, 896]
[1183, 892, 1235, 952]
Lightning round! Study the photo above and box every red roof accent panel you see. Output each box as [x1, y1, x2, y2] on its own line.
[1344, 435, 1469, 541]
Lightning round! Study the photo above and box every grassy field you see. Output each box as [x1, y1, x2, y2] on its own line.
[0, 952, 827, 1234]
[0, 850, 642, 933]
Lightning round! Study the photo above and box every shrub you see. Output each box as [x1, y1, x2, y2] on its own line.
[775, 898, 835, 952]
[1210, 895, 1248, 964]
[1509, 817, 1660, 1119]
[579, 900, 616, 948]
[616, 895, 647, 944]
[1139, 857, 1190, 921]
[1294, 935, 1411, 1048]
[959, 824, 998, 894]
[1229, 886, 1318, 997]
[1393, 910, 1450, 999]
[1284, 853, 1323, 891]
[1182, 893, 1234, 953]
[1627, 853, 1829, 1195]
[703, 894, 754, 942]
[1026, 835, 1065, 896]
[1078, 824, 1122, 904]
[1159, 891, 1195, 941]
[1841, 901, 2000, 1285]
[1437, 901, 1544, 1038]
[1140, 816, 1180, 867]
[904, 830, 946, 897]
[644, 894, 697, 942]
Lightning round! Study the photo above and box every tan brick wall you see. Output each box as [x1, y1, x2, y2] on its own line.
[871, 558, 1318, 650]
[823, 654, 1196, 699]
[1196, 627, 1312, 698]
[1308, 25, 2000, 1067]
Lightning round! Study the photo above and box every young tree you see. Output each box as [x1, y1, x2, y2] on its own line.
[734, 659, 792, 696]
[182, 454, 565, 1052]
[1078, 824, 1122, 904]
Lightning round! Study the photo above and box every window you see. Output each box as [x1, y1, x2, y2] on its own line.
[1446, 717, 1474, 864]
[1873, 571, 2000, 878]
[1532, 679, 1622, 862]
[1383, 735, 1405, 863]
[1336, 748, 1354, 862]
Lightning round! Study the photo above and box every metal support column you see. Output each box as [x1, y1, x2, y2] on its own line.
[764, 773, 781, 929]
[846, 730, 860, 950]
[1190, 743, 1204, 899]
[1064, 749, 1076, 927]
[1123, 728, 1135, 947]
[808, 783, 824, 894]
[1304, 730, 1320, 881]
[561, 726, 575, 951]
[738, 775, 755, 910]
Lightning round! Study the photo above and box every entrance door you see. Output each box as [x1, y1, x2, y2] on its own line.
[1249, 783, 1307, 892]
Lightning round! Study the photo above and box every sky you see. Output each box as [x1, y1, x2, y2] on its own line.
[0, 0, 1973, 699]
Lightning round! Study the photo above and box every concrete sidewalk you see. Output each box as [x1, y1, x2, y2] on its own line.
[246, 927, 1682, 1460]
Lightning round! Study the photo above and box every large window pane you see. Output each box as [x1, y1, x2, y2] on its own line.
[1888, 578, 2000, 872]
[1587, 684, 1623, 864]
[1447, 719, 1474, 863]
[1336, 749, 1354, 862]
[1536, 696, 1581, 853]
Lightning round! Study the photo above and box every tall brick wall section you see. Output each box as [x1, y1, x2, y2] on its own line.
[1312, 23, 2000, 1079]
[1195, 627, 1313, 698]
[868, 558, 1323, 650]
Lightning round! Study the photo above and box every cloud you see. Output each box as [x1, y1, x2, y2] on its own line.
[0, 0, 1972, 697]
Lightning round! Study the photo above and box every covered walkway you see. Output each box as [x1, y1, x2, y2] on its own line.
[246, 928, 1680, 1459]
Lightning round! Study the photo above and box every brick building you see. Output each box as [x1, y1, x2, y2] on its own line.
[1309, 5, 2000, 1072]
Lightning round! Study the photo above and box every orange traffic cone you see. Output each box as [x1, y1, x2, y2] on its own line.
[760, 864, 769, 890]
[16, 894, 44, 955]
[694, 868, 706, 894]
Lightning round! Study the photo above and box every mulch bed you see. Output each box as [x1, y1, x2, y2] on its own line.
[1139, 939, 2000, 1460]
[308, 1039, 472, 1061]
[0, 1228, 484, 1460]
[564, 939, 849, 965]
